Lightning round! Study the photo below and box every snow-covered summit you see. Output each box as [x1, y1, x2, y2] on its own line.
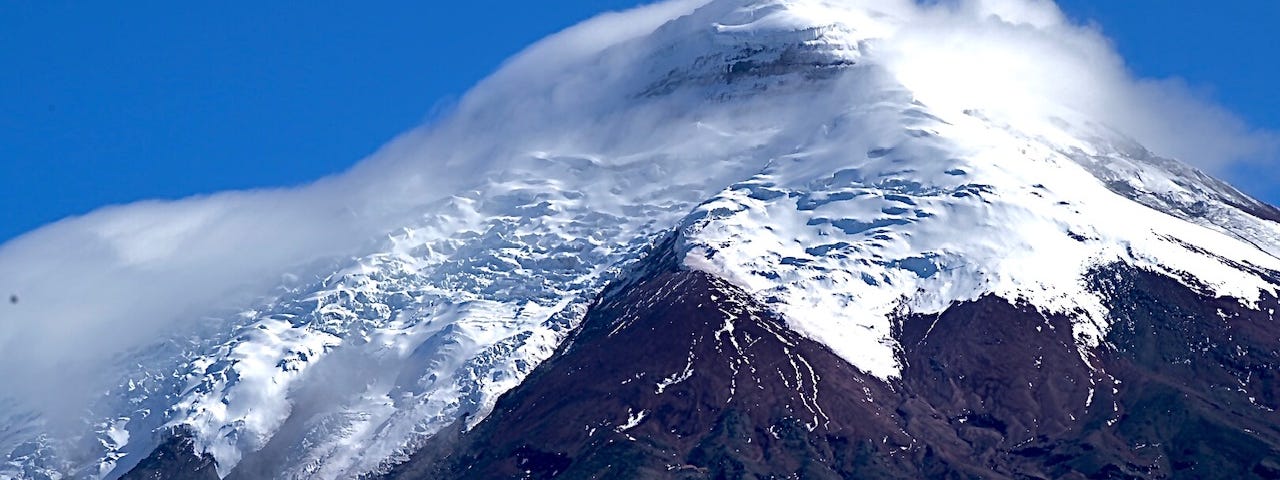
[3, 1, 1278, 479]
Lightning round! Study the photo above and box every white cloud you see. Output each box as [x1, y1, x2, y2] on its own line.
[0, 0, 714, 423]
[882, 0, 1279, 171]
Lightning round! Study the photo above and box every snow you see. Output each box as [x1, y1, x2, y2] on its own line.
[656, 349, 696, 394]
[679, 89, 1280, 379]
[3, 0, 1279, 479]
[616, 409, 649, 432]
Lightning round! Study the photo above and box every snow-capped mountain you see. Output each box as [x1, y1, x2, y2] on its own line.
[4, 0, 1279, 479]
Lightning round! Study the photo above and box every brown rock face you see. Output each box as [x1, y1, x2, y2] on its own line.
[126, 249, 1280, 480]
[119, 433, 219, 480]
[382, 267, 916, 480]
[379, 256, 1280, 480]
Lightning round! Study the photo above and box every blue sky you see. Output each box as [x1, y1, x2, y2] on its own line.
[2, 1, 1277, 242]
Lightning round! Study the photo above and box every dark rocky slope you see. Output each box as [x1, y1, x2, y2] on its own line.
[122, 246, 1280, 480]
[119, 433, 219, 480]
[381, 253, 1280, 479]
[381, 268, 915, 479]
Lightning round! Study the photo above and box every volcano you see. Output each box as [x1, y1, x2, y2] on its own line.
[3, 1, 1279, 479]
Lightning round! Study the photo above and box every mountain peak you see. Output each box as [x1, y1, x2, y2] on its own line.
[3, 1, 1279, 479]
[634, 0, 884, 97]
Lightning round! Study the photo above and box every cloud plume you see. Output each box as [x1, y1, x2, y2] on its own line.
[883, 0, 1278, 171]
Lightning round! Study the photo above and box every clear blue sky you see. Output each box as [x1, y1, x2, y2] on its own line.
[2, 1, 1277, 242]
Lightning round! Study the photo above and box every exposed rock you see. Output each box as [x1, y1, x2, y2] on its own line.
[120, 433, 218, 480]
[382, 252, 1280, 479]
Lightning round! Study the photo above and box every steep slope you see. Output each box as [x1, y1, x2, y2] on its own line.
[382, 240, 916, 479]
[383, 240, 1280, 479]
[3, 0, 1280, 479]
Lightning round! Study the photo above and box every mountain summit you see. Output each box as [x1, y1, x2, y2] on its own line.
[4, 1, 1279, 479]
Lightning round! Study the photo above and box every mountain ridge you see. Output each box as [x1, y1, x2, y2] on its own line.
[376, 239, 1280, 479]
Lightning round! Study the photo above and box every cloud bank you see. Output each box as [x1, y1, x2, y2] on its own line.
[882, 0, 1278, 172]
[0, 0, 1275, 428]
